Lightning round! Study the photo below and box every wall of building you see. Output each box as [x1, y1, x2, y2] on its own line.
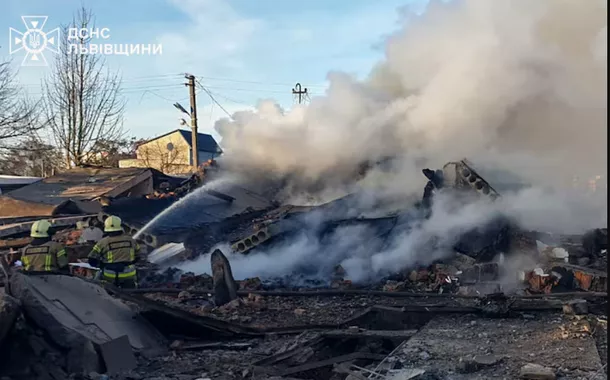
[119, 131, 221, 174]
[118, 159, 147, 169]
[123, 132, 191, 174]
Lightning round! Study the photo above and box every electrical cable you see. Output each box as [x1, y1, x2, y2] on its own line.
[195, 80, 233, 118]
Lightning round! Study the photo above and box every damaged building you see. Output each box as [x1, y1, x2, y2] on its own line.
[0, 158, 607, 380]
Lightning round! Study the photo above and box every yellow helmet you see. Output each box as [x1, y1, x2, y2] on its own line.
[31, 220, 52, 238]
[104, 215, 123, 233]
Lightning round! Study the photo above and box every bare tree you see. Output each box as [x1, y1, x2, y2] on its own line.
[137, 140, 186, 173]
[42, 7, 125, 168]
[0, 60, 41, 151]
[0, 136, 64, 177]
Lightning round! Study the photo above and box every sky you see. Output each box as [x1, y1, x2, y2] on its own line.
[1, 0, 426, 143]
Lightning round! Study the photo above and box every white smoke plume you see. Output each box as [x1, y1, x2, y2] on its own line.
[179, 0, 607, 283]
[180, 186, 600, 284]
[215, 0, 606, 204]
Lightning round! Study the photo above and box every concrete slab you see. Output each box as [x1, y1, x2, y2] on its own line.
[9, 273, 166, 355]
[98, 335, 137, 374]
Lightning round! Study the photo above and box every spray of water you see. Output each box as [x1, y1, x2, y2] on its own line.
[134, 177, 232, 238]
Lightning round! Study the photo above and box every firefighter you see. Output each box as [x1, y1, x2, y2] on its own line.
[88, 215, 140, 289]
[21, 220, 68, 273]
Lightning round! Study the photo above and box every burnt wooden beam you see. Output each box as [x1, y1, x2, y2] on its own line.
[321, 328, 418, 340]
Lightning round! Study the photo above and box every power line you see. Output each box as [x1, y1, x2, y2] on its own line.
[18, 73, 327, 89]
[197, 85, 322, 95]
[195, 80, 233, 119]
[17, 71, 326, 98]
[18, 75, 324, 103]
[121, 73, 183, 80]
[137, 89, 193, 105]
[193, 85, 287, 94]
[17, 73, 183, 87]
[23, 83, 322, 97]
[190, 74, 327, 89]
[209, 92, 252, 107]
[23, 84, 184, 97]
[208, 101, 215, 122]
[119, 84, 183, 91]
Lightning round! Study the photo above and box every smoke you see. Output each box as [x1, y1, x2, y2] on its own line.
[180, 183, 600, 284]
[215, 0, 606, 205]
[179, 0, 607, 284]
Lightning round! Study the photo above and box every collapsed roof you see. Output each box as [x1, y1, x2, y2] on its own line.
[0, 167, 157, 218]
[104, 184, 274, 232]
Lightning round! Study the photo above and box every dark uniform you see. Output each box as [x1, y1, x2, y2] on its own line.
[89, 234, 140, 288]
[21, 241, 68, 272]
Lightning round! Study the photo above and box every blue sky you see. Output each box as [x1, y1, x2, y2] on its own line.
[1, 0, 425, 142]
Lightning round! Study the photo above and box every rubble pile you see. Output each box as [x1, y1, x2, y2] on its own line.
[0, 159, 607, 380]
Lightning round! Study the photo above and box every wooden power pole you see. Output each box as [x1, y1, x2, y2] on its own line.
[185, 74, 199, 170]
[292, 83, 308, 105]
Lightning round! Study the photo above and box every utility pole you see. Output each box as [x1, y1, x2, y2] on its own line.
[292, 83, 308, 105]
[185, 74, 199, 170]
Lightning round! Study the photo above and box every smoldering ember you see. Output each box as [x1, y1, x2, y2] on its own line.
[0, 1, 607, 380]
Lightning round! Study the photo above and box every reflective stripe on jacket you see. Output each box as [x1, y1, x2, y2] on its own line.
[102, 265, 137, 279]
[21, 241, 67, 272]
[89, 234, 139, 277]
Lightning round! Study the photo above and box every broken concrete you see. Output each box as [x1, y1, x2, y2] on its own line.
[211, 249, 238, 306]
[519, 363, 556, 380]
[0, 290, 20, 347]
[9, 273, 166, 373]
[0, 158, 607, 380]
[384, 314, 603, 379]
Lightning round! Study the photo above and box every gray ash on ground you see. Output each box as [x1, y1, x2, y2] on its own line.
[139, 266, 184, 288]
[134, 336, 296, 380]
[589, 315, 608, 368]
[1, 273, 607, 380]
[392, 313, 605, 380]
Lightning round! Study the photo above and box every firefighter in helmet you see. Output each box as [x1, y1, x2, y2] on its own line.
[88, 215, 140, 288]
[21, 220, 68, 273]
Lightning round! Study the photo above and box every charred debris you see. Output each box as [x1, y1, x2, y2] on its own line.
[0, 159, 607, 380]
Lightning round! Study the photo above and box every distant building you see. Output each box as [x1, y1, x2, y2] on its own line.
[119, 129, 222, 174]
